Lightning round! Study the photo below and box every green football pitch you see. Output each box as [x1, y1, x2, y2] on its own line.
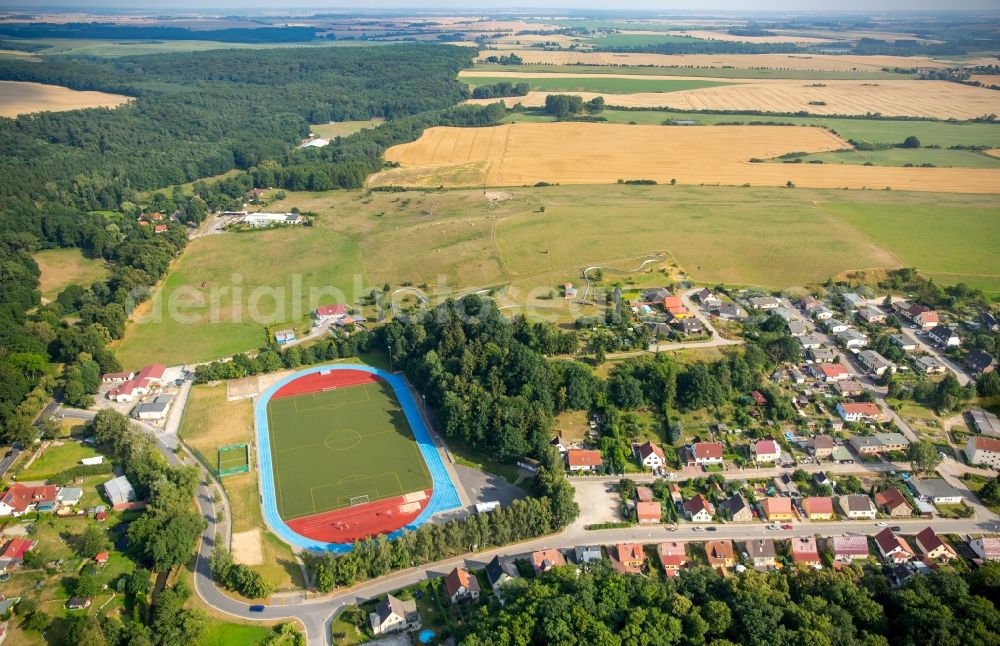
[265, 380, 432, 521]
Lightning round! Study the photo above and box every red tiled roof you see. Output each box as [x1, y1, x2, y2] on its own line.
[443, 567, 479, 598]
[1, 484, 58, 513]
[636, 486, 654, 502]
[831, 535, 869, 555]
[617, 543, 644, 562]
[530, 549, 565, 572]
[636, 501, 661, 522]
[875, 528, 912, 556]
[657, 542, 687, 567]
[683, 494, 712, 515]
[567, 449, 603, 468]
[95, 551, 110, 563]
[790, 536, 820, 562]
[634, 441, 665, 461]
[915, 527, 951, 555]
[692, 442, 724, 460]
[108, 364, 166, 398]
[819, 364, 848, 378]
[315, 304, 347, 317]
[755, 439, 780, 455]
[1, 538, 36, 560]
[875, 487, 909, 510]
[972, 436, 1000, 452]
[762, 497, 793, 516]
[840, 402, 881, 416]
[802, 496, 833, 516]
[661, 296, 683, 310]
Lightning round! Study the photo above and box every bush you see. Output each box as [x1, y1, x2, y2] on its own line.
[47, 462, 113, 486]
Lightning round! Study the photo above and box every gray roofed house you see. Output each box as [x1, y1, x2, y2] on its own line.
[369, 594, 420, 635]
[811, 305, 834, 320]
[56, 487, 83, 506]
[750, 296, 781, 310]
[810, 347, 836, 363]
[574, 545, 603, 564]
[911, 479, 965, 504]
[913, 355, 948, 374]
[798, 334, 825, 350]
[103, 476, 136, 507]
[837, 494, 877, 519]
[843, 293, 866, 309]
[720, 493, 753, 523]
[889, 334, 917, 351]
[643, 288, 672, 304]
[745, 538, 777, 567]
[718, 301, 748, 320]
[787, 320, 808, 337]
[836, 329, 868, 348]
[485, 555, 520, 592]
[133, 401, 169, 420]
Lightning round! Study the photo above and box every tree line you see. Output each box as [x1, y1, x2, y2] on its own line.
[471, 81, 530, 99]
[462, 559, 1000, 645]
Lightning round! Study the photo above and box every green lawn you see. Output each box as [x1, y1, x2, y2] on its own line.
[786, 148, 1000, 169]
[266, 378, 430, 520]
[826, 199, 1000, 295]
[463, 75, 729, 94]
[310, 119, 383, 139]
[34, 248, 110, 301]
[504, 108, 1000, 148]
[198, 617, 273, 646]
[114, 219, 363, 367]
[471, 63, 914, 80]
[16, 442, 102, 481]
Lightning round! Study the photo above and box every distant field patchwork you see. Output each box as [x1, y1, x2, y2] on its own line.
[462, 74, 729, 94]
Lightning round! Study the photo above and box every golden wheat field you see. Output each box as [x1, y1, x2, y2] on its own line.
[972, 74, 1000, 86]
[477, 49, 954, 72]
[371, 122, 1000, 193]
[664, 29, 836, 44]
[466, 79, 1000, 120]
[0, 80, 132, 117]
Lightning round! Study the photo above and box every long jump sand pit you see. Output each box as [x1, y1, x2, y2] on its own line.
[0, 80, 132, 117]
[477, 49, 953, 72]
[466, 79, 1000, 120]
[372, 122, 1000, 194]
[231, 528, 264, 566]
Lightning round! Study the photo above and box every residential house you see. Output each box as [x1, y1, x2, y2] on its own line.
[611, 543, 646, 575]
[928, 326, 960, 348]
[485, 556, 520, 593]
[889, 334, 918, 352]
[683, 494, 714, 523]
[911, 479, 964, 505]
[720, 493, 753, 523]
[657, 541, 688, 577]
[811, 435, 835, 459]
[368, 594, 420, 635]
[812, 471, 833, 489]
[0, 538, 36, 571]
[966, 349, 997, 375]
[838, 403, 884, 424]
[753, 438, 781, 464]
[718, 301, 748, 320]
[836, 329, 869, 349]
[894, 302, 939, 330]
[773, 474, 800, 497]
[103, 475, 136, 509]
[574, 545, 603, 564]
[787, 320, 808, 337]
[668, 484, 684, 507]
[799, 334, 825, 350]
[443, 567, 480, 604]
[801, 497, 834, 520]
[824, 319, 850, 333]
[67, 597, 91, 610]
[761, 497, 795, 522]
[813, 363, 850, 382]
[531, 549, 566, 575]
[969, 537, 1000, 562]
[870, 432, 910, 453]
[810, 347, 837, 363]
[833, 379, 866, 397]
[704, 540, 735, 569]
[875, 487, 913, 517]
[874, 528, 915, 564]
[134, 401, 169, 421]
[549, 435, 567, 454]
[790, 536, 821, 565]
[811, 306, 834, 321]
[971, 409, 1000, 437]
[913, 355, 948, 375]
[966, 436, 1000, 468]
[857, 308, 886, 325]
[697, 289, 721, 309]
[858, 350, 896, 377]
[106, 364, 167, 403]
[566, 449, 603, 473]
[829, 535, 870, 563]
[799, 295, 821, 311]
[94, 551, 109, 564]
[0, 484, 58, 517]
[750, 296, 781, 310]
[836, 494, 877, 519]
[636, 486, 654, 503]
[312, 304, 347, 323]
[633, 441, 665, 471]
[914, 527, 956, 561]
[744, 539, 777, 568]
[672, 317, 704, 335]
[56, 487, 83, 508]
[643, 288, 672, 306]
[636, 501, 662, 525]
[843, 293, 866, 309]
[685, 441, 724, 467]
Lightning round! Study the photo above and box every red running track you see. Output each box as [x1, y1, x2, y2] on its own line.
[286, 489, 433, 543]
[270, 369, 381, 400]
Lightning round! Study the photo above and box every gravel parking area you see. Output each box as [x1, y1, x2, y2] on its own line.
[572, 478, 623, 527]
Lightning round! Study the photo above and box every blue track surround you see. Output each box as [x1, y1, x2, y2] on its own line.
[254, 364, 462, 552]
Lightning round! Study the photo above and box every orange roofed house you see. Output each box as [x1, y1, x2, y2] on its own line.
[683, 441, 724, 467]
[531, 548, 566, 575]
[611, 543, 646, 575]
[875, 487, 913, 517]
[704, 539, 735, 570]
[636, 501, 662, 525]
[790, 536, 821, 566]
[801, 496, 834, 520]
[0, 484, 58, 517]
[443, 567, 480, 604]
[566, 449, 603, 473]
[657, 542, 688, 577]
[761, 497, 795, 522]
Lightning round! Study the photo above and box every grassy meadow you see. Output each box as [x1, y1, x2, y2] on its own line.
[116, 182, 998, 365]
[463, 75, 729, 93]
[34, 247, 110, 301]
[310, 119, 383, 139]
[470, 63, 914, 80]
[787, 148, 1000, 168]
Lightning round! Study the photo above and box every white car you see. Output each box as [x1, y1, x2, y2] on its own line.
[876, 522, 888, 527]
[666, 472, 678, 479]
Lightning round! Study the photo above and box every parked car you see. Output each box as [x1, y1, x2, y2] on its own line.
[875, 522, 888, 527]
[666, 525, 678, 532]
[692, 527, 704, 532]
[706, 527, 718, 532]
[249, 605, 265, 613]
[781, 524, 793, 530]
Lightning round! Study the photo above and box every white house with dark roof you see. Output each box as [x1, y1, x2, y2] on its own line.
[369, 594, 420, 635]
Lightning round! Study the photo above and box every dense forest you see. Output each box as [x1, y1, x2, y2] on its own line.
[0, 44, 504, 445]
[0, 22, 319, 43]
[462, 561, 1000, 646]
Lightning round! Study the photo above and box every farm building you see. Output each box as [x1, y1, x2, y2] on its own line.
[106, 364, 166, 403]
[103, 475, 136, 509]
[965, 436, 1000, 468]
[971, 410, 1000, 437]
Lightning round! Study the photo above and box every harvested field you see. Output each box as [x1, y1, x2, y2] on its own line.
[972, 74, 1000, 87]
[463, 74, 729, 94]
[988, 149, 1000, 159]
[467, 80, 1000, 120]
[373, 122, 1000, 193]
[0, 80, 131, 116]
[665, 29, 836, 44]
[477, 49, 953, 72]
